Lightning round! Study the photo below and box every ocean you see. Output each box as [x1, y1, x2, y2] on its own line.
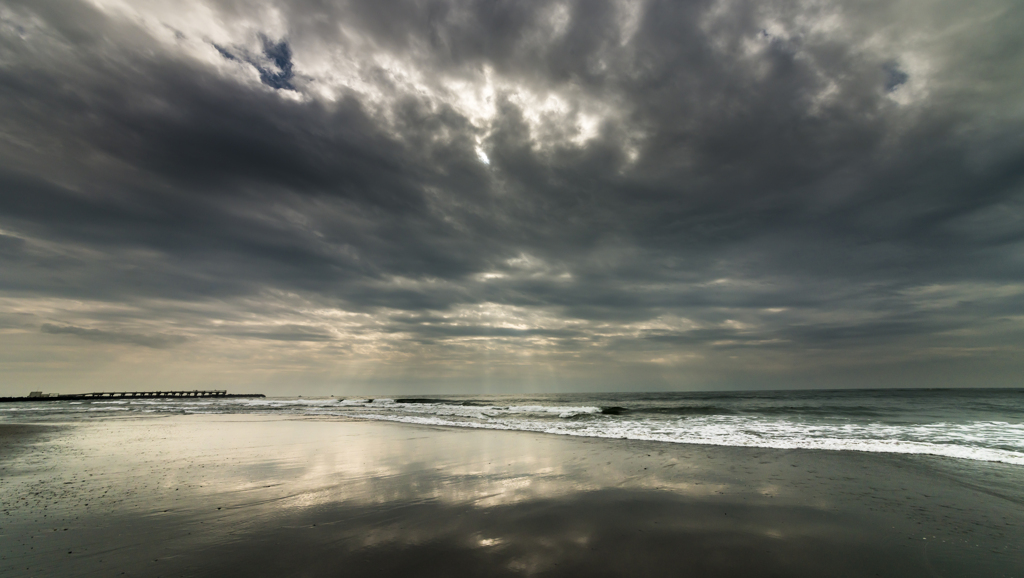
[4, 388, 1022, 465]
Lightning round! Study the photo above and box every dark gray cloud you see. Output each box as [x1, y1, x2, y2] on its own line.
[0, 0, 1022, 393]
[41, 323, 188, 349]
[215, 324, 337, 341]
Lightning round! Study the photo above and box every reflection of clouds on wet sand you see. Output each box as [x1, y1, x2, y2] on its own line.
[202, 492, 886, 578]
[1, 416, 1021, 577]
[13, 415, 740, 514]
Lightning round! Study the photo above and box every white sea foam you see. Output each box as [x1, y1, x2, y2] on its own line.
[335, 409, 1024, 465]
[236, 398, 341, 407]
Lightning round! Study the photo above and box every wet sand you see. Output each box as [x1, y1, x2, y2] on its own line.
[1, 415, 1021, 577]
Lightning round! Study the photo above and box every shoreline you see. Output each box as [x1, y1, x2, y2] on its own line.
[316, 413, 1024, 466]
[5, 390, 1021, 467]
[6, 406, 1023, 466]
[2, 415, 1021, 577]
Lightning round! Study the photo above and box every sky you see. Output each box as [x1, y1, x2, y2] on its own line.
[1, 0, 1022, 396]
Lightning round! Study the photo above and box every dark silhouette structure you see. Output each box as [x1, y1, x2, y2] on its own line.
[1, 390, 265, 402]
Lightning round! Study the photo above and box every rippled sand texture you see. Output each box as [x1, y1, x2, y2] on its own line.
[1, 416, 1021, 577]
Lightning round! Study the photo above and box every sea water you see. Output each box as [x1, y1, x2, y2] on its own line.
[3, 389, 1022, 465]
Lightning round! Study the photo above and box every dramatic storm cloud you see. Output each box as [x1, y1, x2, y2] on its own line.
[1, 0, 1022, 394]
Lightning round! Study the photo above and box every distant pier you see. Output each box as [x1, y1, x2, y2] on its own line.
[0, 390, 265, 402]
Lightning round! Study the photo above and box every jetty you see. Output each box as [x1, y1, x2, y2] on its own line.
[0, 390, 265, 402]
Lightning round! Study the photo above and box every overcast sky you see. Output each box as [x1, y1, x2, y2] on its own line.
[1, 0, 1022, 395]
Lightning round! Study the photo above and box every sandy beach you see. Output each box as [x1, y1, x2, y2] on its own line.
[1, 415, 1021, 577]
[3, 0, 1022, 575]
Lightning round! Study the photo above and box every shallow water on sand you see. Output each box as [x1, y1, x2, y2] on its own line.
[1, 415, 1021, 577]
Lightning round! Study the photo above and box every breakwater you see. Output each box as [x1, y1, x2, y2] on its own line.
[0, 390, 265, 402]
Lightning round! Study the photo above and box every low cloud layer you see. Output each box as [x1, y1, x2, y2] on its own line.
[1, 0, 1022, 394]
[40, 323, 188, 349]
